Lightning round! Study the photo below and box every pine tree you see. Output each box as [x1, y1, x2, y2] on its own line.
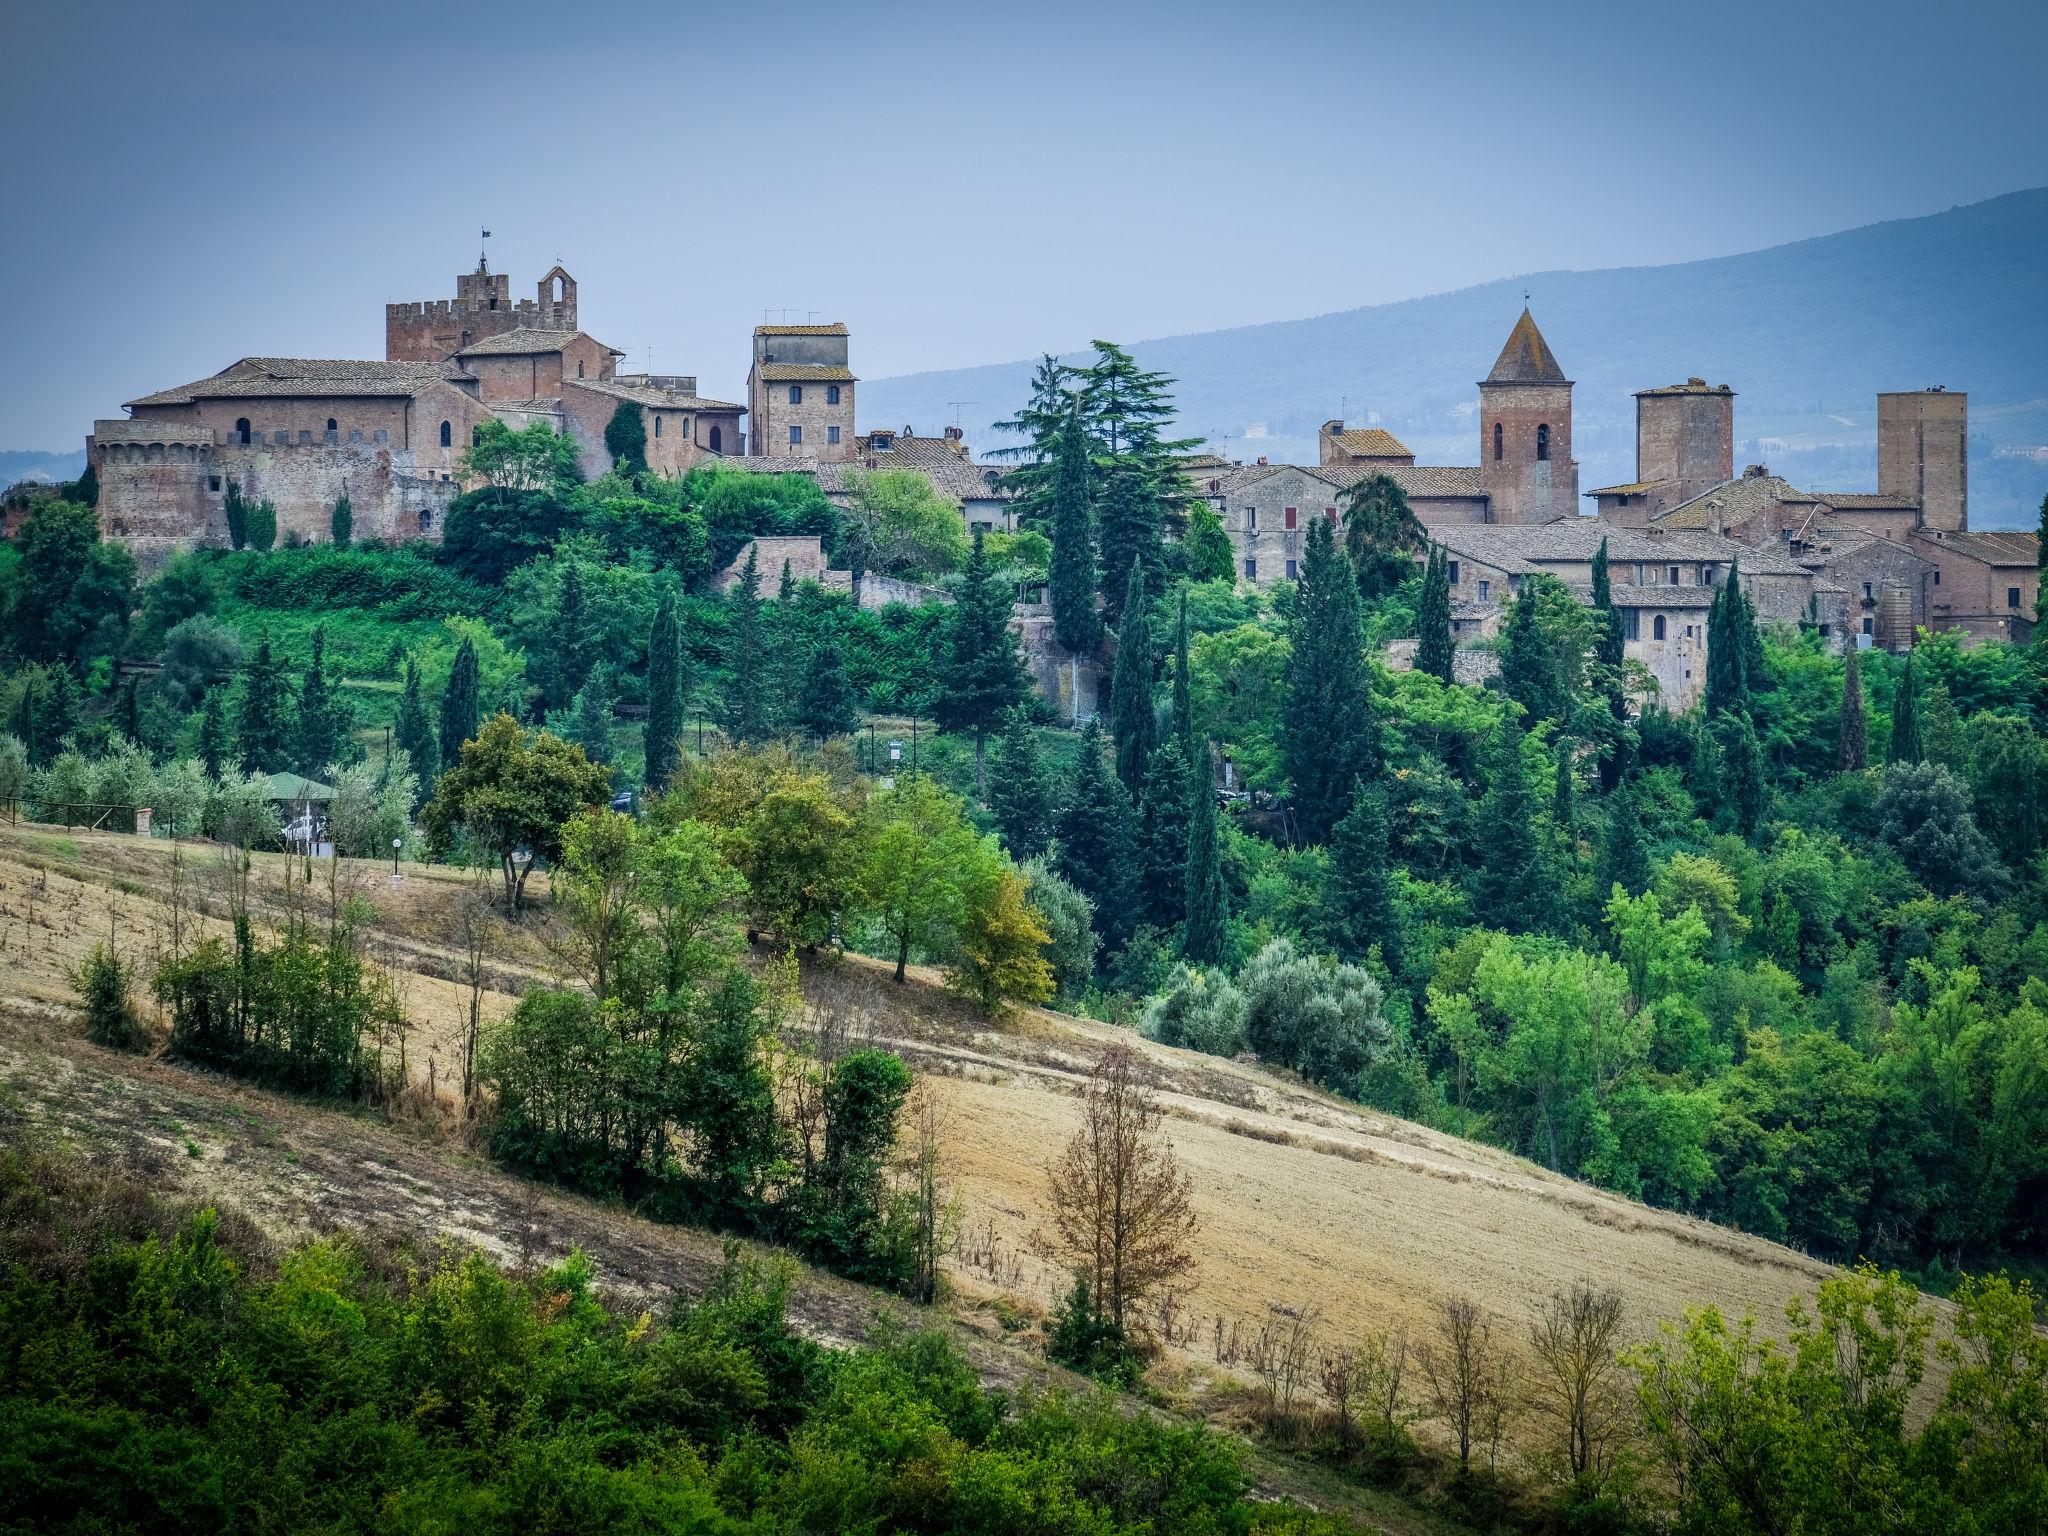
[1890, 652, 1923, 764]
[1096, 463, 1162, 622]
[1048, 401, 1100, 656]
[987, 354, 1073, 532]
[295, 627, 350, 776]
[1108, 559, 1157, 793]
[933, 530, 1031, 796]
[1281, 518, 1379, 843]
[565, 664, 619, 776]
[198, 689, 230, 781]
[114, 674, 141, 743]
[1328, 778, 1399, 976]
[1055, 718, 1137, 952]
[393, 659, 438, 806]
[1704, 561, 1750, 717]
[1837, 645, 1868, 771]
[721, 549, 771, 745]
[644, 590, 684, 793]
[1922, 679, 1964, 769]
[1473, 718, 1555, 934]
[989, 707, 1055, 860]
[1416, 543, 1454, 684]
[1135, 740, 1191, 930]
[330, 494, 352, 547]
[439, 638, 482, 771]
[1599, 778, 1650, 897]
[247, 498, 277, 553]
[1717, 709, 1768, 837]
[798, 635, 859, 741]
[235, 634, 293, 773]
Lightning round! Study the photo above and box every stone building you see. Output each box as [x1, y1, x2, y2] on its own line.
[747, 323, 856, 460]
[385, 262, 580, 363]
[850, 426, 1018, 533]
[1586, 379, 1736, 524]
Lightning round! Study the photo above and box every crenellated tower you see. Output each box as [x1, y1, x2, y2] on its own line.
[386, 259, 580, 363]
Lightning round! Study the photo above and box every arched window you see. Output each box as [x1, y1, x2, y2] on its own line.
[708, 424, 722, 453]
[577, 360, 585, 378]
[653, 414, 662, 438]
[1536, 424, 1550, 461]
[1652, 614, 1667, 640]
[326, 417, 337, 433]
[472, 425, 482, 448]
[440, 420, 452, 448]
[551, 274, 567, 302]
[1492, 422, 1502, 461]
[235, 417, 251, 446]
[826, 385, 840, 405]
[789, 385, 803, 405]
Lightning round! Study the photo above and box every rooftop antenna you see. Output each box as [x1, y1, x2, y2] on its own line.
[808, 310, 818, 324]
[945, 400, 978, 431]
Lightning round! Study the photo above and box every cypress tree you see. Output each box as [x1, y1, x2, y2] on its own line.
[235, 633, 293, 773]
[1096, 463, 1161, 623]
[1553, 737, 1577, 862]
[1922, 679, 1964, 769]
[10, 678, 33, 765]
[778, 558, 796, 602]
[1472, 718, 1556, 934]
[439, 637, 481, 770]
[1054, 718, 1137, 952]
[1281, 517, 1379, 843]
[798, 635, 859, 741]
[1179, 601, 1229, 966]
[114, 674, 141, 743]
[1171, 590, 1195, 752]
[547, 559, 596, 712]
[1135, 739, 1191, 930]
[247, 498, 277, 553]
[224, 482, 250, 550]
[1717, 709, 1768, 837]
[1591, 537, 1631, 793]
[331, 494, 352, 547]
[1705, 560, 1750, 717]
[1890, 653, 1923, 764]
[565, 664, 619, 776]
[393, 659, 438, 804]
[988, 707, 1055, 860]
[1048, 402, 1100, 656]
[1328, 778, 1399, 976]
[36, 669, 80, 765]
[295, 626, 350, 776]
[1599, 778, 1650, 897]
[721, 549, 771, 745]
[933, 530, 1031, 796]
[644, 590, 684, 792]
[1837, 645, 1868, 771]
[198, 689, 230, 781]
[1416, 543, 1454, 684]
[1109, 559, 1157, 793]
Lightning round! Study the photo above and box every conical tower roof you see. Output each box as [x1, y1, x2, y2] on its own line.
[1484, 308, 1568, 384]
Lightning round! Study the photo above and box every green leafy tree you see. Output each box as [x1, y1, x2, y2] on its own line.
[393, 659, 437, 807]
[294, 627, 352, 776]
[932, 530, 1031, 795]
[1340, 472, 1425, 598]
[330, 494, 352, 547]
[1108, 560, 1157, 792]
[234, 634, 294, 772]
[422, 714, 612, 911]
[721, 548, 772, 745]
[1498, 573, 1588, 728]
[1876, 762, 2005, 898]
[1838, 644, 1869, 770]
[1890, 652, 1924, 764]
[462, 418, 584, 493]
[1047, 400, 1100, 655]
[438, 636, 482, 771]
[1328, 779, 1400, 977]
[1416, 543, 1454, 684]
[1282, 517, 1379, 843]
[1182, 501, 1235, 584]
[246, 497, 277, 552]
[644, 589, 684, 793]
[988, 708, 1054, 860]
[1965, 712, 2046, 866]
[861, 776, 986, 982]
[798, 634, 859, 741]
[603, 400, 647, 474]
[947, 858, 1055, 1016]
[1055, 718, 1137, 953]
[838, 467, 968, 598]
[3, 497, 134, 665]
[679, 969, 786, 1227]
[440, 487, 583, 584]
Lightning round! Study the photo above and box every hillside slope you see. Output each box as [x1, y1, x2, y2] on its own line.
[863, 189, 2048, 524]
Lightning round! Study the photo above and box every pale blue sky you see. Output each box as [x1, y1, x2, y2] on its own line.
[5, 0, 2044, 448]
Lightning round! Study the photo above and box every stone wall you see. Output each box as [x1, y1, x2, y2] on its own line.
[1479, 381, 1577, 524]
[1878, 390, 1967, 532]
[1637, 386, 1733, 505]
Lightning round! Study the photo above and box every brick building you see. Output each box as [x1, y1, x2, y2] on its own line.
[747, 323, 856, 460]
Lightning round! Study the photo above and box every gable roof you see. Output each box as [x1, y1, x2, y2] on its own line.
[1328, 427, 1412, 458]
[565, 377, 745, 414]
[125, 356, 471, 407]
[1912, 529, 2040, 565]
[1656, 472, 1818, 530]
[851, 433, 1013, 502]
[755, 362, 857, 382]
[754, 322, 847, 336]
[1484, 308, 1568, 385]
[455, 328, 623, 359]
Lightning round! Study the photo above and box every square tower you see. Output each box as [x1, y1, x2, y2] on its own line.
[1878, 388, 1968, 532]
[747, 323, 856, 460]
[1635, 379, 1734, 507]
[1478, 309, 1577, 524]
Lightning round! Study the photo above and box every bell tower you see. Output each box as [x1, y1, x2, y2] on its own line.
[1478, 308, 1578, 524]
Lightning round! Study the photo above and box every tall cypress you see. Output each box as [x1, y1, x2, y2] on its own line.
[1109, 560, 1157, 793]
[1171, 590, 1195, 752]
[1591, 536, 1630, 792]
[1096, 463, 1161, 623]
[1054, 718, 1137, 952]
[933, 529, 1032, 796]
[393, 659, 438, 805]
[1135, 739, 1192, 930]
[1472, 717, 1556, 934]
[295, 626, 350, 776]
[1281, 518, 1379, 843]
[1599, 778, 1650, 897]
[798, 635, 859, 741]
[1416, 544, 1454, 684]
[439, 637, 481, 770]
[1048, 402, 1100, 656]
[644, 590, 684, 792]
[235, 634, 293, 774]
[1552, 738, 1577, 863]
[198, 689, 230, 781]
[1717, 709, 1768, 837]
[989, 707, 1055, 860]
[721, 549, 770, 745]
[1835, 645, 1867, 771]
[1704, 560, 1750, 718]
[114, 674, 141, 743]
[1328, 778, 1399, 976]
[1890, 652, 1923, 764]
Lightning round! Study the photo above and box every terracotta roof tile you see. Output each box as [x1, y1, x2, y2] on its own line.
[566, 377, 745, 413]
[1484, 309, 1568, 385]
[1329, 427, 1413, 458]
[755, 362, 857, 382]
[753, 323, 848, 336]
[456, 328, 623, 358]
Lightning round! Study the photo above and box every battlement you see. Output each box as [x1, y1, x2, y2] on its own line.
[385, 297, 578, 325]
[387, 263, 579, 362]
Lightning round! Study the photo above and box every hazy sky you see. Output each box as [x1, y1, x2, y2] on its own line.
[6, 0, 2044, 449]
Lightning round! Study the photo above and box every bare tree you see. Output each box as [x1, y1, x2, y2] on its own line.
[456, 884, 499, 1106]
[901, 1085, 959, 1305]
[1418, 1296, 1506, 1473]
[1039, 1042, 1199, 1337]
[1528, 1281, 1628, 1483]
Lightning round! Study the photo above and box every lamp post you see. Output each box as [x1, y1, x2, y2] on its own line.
[391, 837, 401, 876]
[911, 717, 919, 773]
[696, 709, 704, 757]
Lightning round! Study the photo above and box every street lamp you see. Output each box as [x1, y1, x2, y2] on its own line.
[391, 837, 402, 875]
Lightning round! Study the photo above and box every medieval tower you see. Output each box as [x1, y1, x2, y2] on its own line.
[386, 260, 580, 364]
[1878, 387, 1968, 532]
[1478, 309, 1578, 524]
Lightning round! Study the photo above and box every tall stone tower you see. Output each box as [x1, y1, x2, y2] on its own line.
[386, 260, 580, 364]
[1478, 309, 1577, 524]
[1878, 388, 1968, 532]
[1635, 379, 1734, 507]
[746, 323, 856, 460]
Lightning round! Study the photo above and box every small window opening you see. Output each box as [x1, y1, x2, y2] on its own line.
[788, 385, 803, 405]
[1653, 614, 1667, 640]
[1536, 424, 1551, 461]
[1492, 422, 1502, 461]
[826, 385, 840, 405]
[235, 417, 251, 445]
[440, 420, 452, 448]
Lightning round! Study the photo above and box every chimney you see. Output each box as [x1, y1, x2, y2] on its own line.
[1257, 455, 1268, 466]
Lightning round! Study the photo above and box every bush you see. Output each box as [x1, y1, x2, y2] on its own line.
[1046, 1275, 1143, 1387]
[72, 941, 147, 1050]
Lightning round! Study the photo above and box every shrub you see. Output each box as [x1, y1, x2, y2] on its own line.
[73, 941, 147, 1050]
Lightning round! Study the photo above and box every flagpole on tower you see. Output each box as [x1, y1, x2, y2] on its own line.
[480, 227, 492, 272]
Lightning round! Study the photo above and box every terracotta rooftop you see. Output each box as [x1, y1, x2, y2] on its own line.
[1484, 309, 1569, 385]
[1428, 518, 1808, 576]
[753, 322, 848, 336]
[1329, 427, 1413, 458]
[755, 363, 857, 382]
[1911, 529, 2040, 564]
[456, 328, 623, 359]
[1588, 480, 1668, 497]
[1635, 378, 1734, 397]
[566, 377, 745, 413]
[126, 357, 472, 407]
[1656, 472, 1819, 531]
[854, 432, 1013, 503]
[1818, 492, 1920, 511]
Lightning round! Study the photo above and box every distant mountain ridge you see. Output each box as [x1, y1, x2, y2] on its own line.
[864, 189, 2048, 527]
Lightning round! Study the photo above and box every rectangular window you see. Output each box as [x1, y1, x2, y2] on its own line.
[1932, 569, 1941, 585]
[1284, 558, 1298, 580]
[1862, 616, 1874, 635]
[1243, 558, 1257, 580]
[1622, 608, 1640, 640]
[788, 385, 803, 405]
[826, 385, 840, 405]
[1245, 507, 1258, 532]
[1633, 562, 1644, 584]
[1283, 506, 1297, 529]
[1863, 582, 1874, 600]
[827, 425, 840, 445]
[1325, 506, 1338, 523]
[208, 476, 222, 493]
[789, 425, 802, 445]
[1477, 578, 1491, 601]
[1447, 559, 1460, 586]
[2009, 587, 2023, 609]
[1667, 565, 1680, 586]
[1686, 624, 1695, 638]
